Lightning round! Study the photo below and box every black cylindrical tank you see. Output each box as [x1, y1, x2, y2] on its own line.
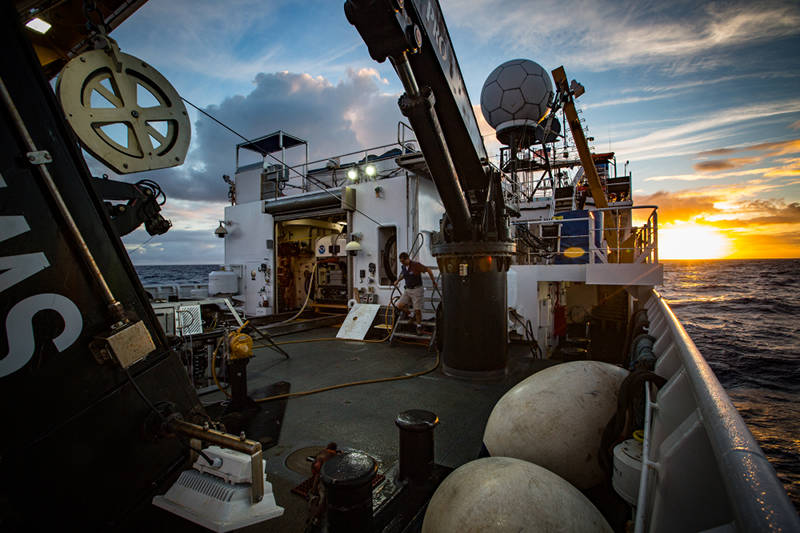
[432, 241, 514, 380]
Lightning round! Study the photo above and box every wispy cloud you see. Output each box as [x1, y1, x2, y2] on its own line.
[645, 167, 782, 182]
[582, 93, 679, 110]
[614, 98, 800, 161]
[445, 0, 800, 72]
[115, 0, 368, 90]
[622, 71, 800, 95]
[704, 200, 800, 226]
[697, 139, 800, 158]
[693, 157, 761, 172]
[638, 187, 800, 228]
[689, 139, 800, 175]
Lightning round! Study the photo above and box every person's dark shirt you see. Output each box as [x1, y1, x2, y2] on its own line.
[400, 261, 425, 289]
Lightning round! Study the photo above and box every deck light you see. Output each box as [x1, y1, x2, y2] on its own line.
[347, 168, 358, 180]
[25, 17, 52, 34]
[365, 164, 376, 177]
[215, 220, 228, 238]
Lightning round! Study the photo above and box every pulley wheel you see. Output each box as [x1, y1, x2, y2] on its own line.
[56, 46, 190, 174]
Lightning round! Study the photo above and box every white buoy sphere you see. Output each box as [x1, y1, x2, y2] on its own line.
[483, 361, 628, 489]
[480, 59, 553, 130]
[421, 457, 612, 533]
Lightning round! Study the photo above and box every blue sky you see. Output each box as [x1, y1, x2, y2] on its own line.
[90, 0, 800, 262]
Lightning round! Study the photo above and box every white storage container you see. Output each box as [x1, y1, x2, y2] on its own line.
[209, 269, 239, 295]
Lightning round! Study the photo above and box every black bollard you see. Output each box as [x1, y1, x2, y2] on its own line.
[321, 452, 377, 532]
[395, 409, 439, 485]
[227, 358, 250, 411]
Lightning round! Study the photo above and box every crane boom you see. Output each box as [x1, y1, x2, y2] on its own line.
[345, 0, 516, 378]
[552, 66, 620, 253]
[345, 0, 500, 241]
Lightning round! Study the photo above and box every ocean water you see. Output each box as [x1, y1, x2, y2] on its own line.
[660, 259, 799, 510]
[135, 264, 220, 286]
[134, 260, 799, 508]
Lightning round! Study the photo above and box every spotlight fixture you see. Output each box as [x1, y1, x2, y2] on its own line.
[347, 168, 358, 180]
[364, 164, 376, 177]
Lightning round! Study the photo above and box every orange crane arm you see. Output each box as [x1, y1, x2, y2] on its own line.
[552, 66, 619, 253]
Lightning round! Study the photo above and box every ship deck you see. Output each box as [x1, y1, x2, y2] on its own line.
[199, 327, 556, 530]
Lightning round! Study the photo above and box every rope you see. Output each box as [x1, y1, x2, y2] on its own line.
[255, 349, 439, 403]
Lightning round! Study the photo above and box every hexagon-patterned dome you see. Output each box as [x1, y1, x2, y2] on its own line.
[480, 59, 553, 130]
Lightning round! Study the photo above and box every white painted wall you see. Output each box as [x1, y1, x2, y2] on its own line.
[416, 177, 445, 269]
[234, 166, 262, 204]
[350, 174, 408, 304]
[223, 201, 275, 316]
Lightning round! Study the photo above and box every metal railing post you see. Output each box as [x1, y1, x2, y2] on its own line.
[653, 209, 658, 264]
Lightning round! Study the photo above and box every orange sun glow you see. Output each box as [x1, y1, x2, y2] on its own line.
[657, 222, 733, 259]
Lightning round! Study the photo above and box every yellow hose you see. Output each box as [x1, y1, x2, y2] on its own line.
[275, 262, 319, 325]
[210, 288, 417, 403]
[254, 349, 440, 403]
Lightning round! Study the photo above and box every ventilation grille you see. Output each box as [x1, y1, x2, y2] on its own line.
[176, 470, 237, 502]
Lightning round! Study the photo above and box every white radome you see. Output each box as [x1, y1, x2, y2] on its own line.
[480, 59, 553, 131]
[483, 360, 629, 489]
[421, 457, 612, 533]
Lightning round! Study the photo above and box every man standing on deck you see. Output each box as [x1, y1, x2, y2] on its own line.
[394, 252, 437, 335]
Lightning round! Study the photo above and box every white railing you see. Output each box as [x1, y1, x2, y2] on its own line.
[515, 205, 659, 265]
[143, 283, 209, 301]
[270, 123, 419, 194]
[636, 292, 799, 532]
[595, 205, 659, 264]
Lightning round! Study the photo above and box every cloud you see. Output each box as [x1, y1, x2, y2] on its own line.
[613, 99, 800, 162]
[621, 71, 800, 95]
[638, 187, 800, 258]
[791, 120, 800, 130]
[88, 68, 404, 203]
[714, 200, 800, 226]
[697, 138, 800, 158]
[444, 0, 800, 72]
[113, 0, 285, 83]
[124, 228, 223, 265]
[638, 188, 800, 228]
[693, 157, 760, 172]
[636, 190, 717, 222]
[662, 138, 800, 179]
[582, 93, 678, 110]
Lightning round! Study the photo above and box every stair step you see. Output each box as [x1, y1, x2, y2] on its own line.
[396, 319, 435, 326]
[392, 331, 432, 341]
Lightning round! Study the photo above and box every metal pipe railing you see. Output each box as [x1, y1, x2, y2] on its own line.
[272, 138, 417, 193]
[646, 292, 800, 532]
[515, 205, 659, 264]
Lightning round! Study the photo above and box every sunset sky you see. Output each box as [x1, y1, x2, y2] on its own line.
[78, 0, 800, 263]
